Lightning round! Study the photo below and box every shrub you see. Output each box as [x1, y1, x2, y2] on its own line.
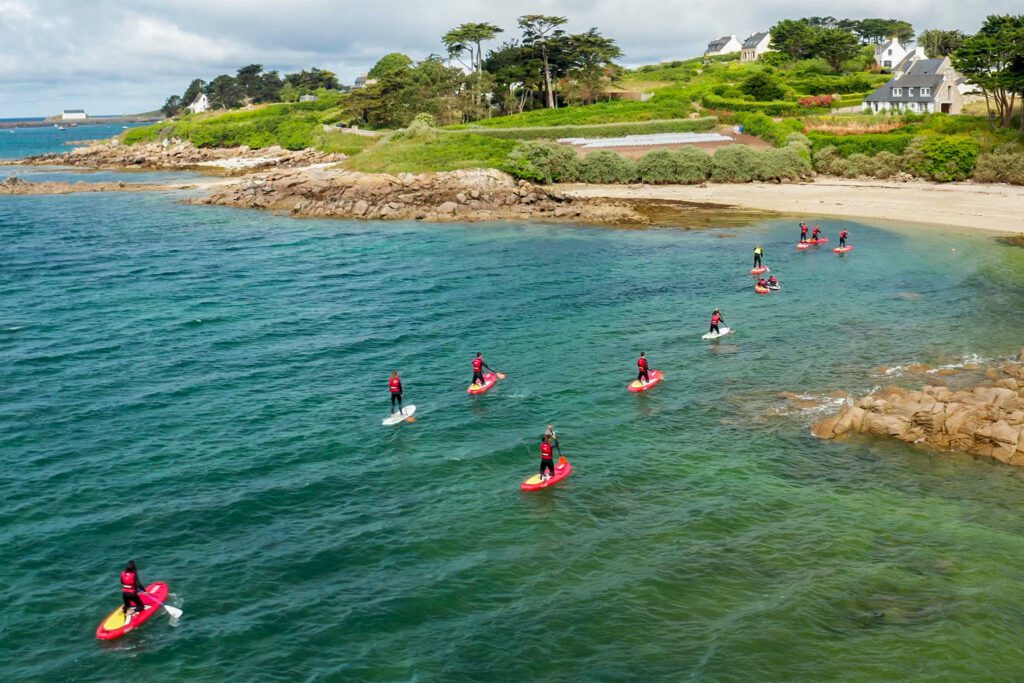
[711, 145, 762, 182]
[808, 132, 915, 157]
[453, 117, 718, 140]
[843, 153, 875, 177]
[870, 151, 903, 179]
[799, 95, 836, 108]
[636, 148, 711, 184]
[733, 113, 803, 147]
[973, 147, 1024, 185]
[578, 151, 638, 184]
[740, 72, 788, 101]
[901, 135, 980, 182]
[505, 141, 579, 183]
[702, 93, 800, 116]
[758, 144, 813, 181]
[812, 145, 843, 174]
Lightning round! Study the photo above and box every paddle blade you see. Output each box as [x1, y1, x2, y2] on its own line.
[163, 604, 183, 619]
[406, 417, 417, 423]
[496, 372, 507, 380]
[558, 456, 568, 465]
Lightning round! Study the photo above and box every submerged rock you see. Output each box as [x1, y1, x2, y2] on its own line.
[813, 355, 1024, 467]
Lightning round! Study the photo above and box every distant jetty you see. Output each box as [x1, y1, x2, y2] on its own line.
[0, 115, 162, 130]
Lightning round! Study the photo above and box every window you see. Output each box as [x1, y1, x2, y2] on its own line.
[887, 49, 892, 56]
[920, 87, 931, 96]
[892, 87, 902, 96]
[907, 88, 915, 96]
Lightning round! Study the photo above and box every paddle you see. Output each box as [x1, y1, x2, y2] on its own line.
[558, 455, 567, 466]
[495, 372, 507, 380]
[140, 590, 183, 619]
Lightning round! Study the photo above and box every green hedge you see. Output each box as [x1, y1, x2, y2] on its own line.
[578, 151, 639, 183]
[636, 148, 711, 184]
[808, 132, 915, 157]
[901, 136, 980, 182]
[504, 141, 580, 183]
[731, 113, 804, 147]
[449, 117, 718, 140]
[702, 93, 799, 115]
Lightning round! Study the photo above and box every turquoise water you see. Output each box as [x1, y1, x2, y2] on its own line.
[0, 164, 205, 185]
[0, 122, 143, 160]
[3, 166, 1024, 679]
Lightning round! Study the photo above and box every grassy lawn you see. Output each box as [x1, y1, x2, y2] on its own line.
[343, 133, 517, 174]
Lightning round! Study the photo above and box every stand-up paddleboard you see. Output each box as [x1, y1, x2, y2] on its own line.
[628, 369, 663, 392]
[521, 458, 572, 491]
[755, 285, 770, 295]
[797, 242, 812, 250]
[382, 405, 416, 426]
[702, 326, 733, 340]
[96, 582, 169, 640]
[467, 372, 498, 395]
[751, 266, 769, 275]
[832, 245, 854, 253]
[809, 237, 828, 244]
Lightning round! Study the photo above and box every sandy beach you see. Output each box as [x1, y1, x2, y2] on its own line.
[559, 178, 1024, 233]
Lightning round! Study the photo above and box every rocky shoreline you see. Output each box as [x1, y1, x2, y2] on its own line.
[813, 352, 1024, 468]
[4, 139, 347, 174]
[196, 166, 650, 224]
[0, 175, 194, 195]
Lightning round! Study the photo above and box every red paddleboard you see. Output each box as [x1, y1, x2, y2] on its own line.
[755, 285, 770, 295]
[751, 266, 769, 275]
[521, 458, 572, 491]
[467, 372, 498, 395]
[628, 369, 663, 392]
[809, 238, 828, 244]
[96, 582, 169, 640]
[833, 245, 854, 253]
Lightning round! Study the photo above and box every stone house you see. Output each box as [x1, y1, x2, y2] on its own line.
[740, 32, 772, 62]
[863, 57, 966, 114]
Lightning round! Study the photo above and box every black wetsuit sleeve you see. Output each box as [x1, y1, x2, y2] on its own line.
[135, 575, 144, 592]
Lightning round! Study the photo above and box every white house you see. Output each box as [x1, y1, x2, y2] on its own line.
[863, 57, 965, 114]
[298, 94, 319, 102]
[705, 35, 742, 57]
[187, 93, 211, 114]
[740, 32, 772, 62]
[61, 109, 87, 120]
[353, 74, 379, 89]
[874, 38, 911, 71]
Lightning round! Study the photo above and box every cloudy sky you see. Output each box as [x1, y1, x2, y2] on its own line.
[0, 0, 1014, 117]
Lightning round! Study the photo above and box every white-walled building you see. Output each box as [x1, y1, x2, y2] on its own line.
[187, 93, 211, 114]
[705, 35, 742, 57]
[61, 109, 87, 120]
[874, 39, 911, 71]
[740, 32, 773, 62]
[863, 57, 965, 114]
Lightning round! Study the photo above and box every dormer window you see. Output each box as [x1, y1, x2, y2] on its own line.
[920, 87, 931, 96]
[892, 87, 903, 96]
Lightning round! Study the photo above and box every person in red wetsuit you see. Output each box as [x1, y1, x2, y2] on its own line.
[800, 222, 808, 243]
[539, 434, 555, 480]
[812, 225, 821, 241]
[388, 371, 403, 415]
[471, 352, 493, 388]
[839, 229, 849, 247]
[767, 275, 779, 289]
[757, 278, 769, 290]
[637, 352, 650, 384]
[121, 560, 147, 617]
[710, 309, 725, 335]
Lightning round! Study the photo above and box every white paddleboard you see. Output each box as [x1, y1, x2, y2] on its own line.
[702, 326, 733, 340]
[382, 405, 416, 426]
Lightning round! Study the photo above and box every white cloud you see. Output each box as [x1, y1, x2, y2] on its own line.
[0, 0, 1018, 117]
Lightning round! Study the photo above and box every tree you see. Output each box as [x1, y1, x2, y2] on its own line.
[519, 14, 568, 108]
[953, 15, 1024, 129]
[853, 19, 914, 45]
[206, 74, 244, 109]
[814, 28, 861, 72]
[770, 19, 817, 60]
[442, 22, 503, 74]
[235, 64, 264, 100]
[369, 53, 413, 79]
[284, 68, 339, 91]
[484, 40, 542, 113]
[741, 72, 787, 101]
[561, 29, 622, 104]
[161, 95, 182, 117]
[918, 29, 967, 57]
[181, 78, 206, 106]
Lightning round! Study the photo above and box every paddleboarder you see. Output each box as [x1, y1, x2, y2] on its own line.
[753, 245, 764, 268]
[120, 560, 147, 617]
[710, 309, 725, 335]
[539, 434, 555, 480]
[388, 371, 404, 415]
[800, 223, 808, 242]
[812, 225, 822, 241]
[637, 352, 650, 385]
[471, 353, 493, 388]
[839, 229, 849, 248]
[545, 424, 562, 456]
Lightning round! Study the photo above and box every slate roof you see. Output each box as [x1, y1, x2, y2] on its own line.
[706, 36, 733, 52]
[63, 109, 85, 113]
[742, 32, 769, 49]
[864, 74, 945, 103]
[906, 58, 944, 75]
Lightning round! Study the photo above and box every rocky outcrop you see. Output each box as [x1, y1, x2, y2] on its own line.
[6, 140, 347, 174]
[196, 167, 648, 224]
[812, 356, 1024, 467]
[0, 175, 188, 195]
